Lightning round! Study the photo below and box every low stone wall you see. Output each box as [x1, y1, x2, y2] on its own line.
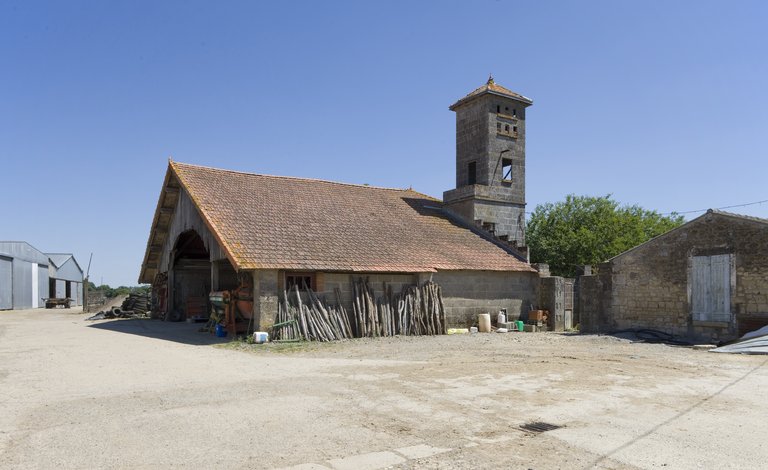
[253, 269, 540, 330]
[432, 270, 539, 327]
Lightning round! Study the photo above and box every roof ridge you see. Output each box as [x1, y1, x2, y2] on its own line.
[708, 208, 768, 224]
[171, 161, 414, 192]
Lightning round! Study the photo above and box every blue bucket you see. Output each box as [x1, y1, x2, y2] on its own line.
[215, 324, 227, 338]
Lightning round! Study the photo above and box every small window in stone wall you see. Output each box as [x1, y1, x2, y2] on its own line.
[496, 105, 500, 113]
[504, 124, 510, 132]
[285, 272, 315, 291]
[468, 161, 477, 185]
[497, 122, 501, 131]
[513, 109, 517, 116]
[502, 158, 513, 182]
[513, 126, 517, 133]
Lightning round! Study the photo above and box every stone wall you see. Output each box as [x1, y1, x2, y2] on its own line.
[580, 212, 768, 342]
[253, 269, 540, 330]
[432, 270, 539, 327]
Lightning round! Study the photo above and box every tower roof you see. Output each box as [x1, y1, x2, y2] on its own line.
[449, 76, 533, 110]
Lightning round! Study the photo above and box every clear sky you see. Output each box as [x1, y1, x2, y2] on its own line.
[1, 1, 767, 287]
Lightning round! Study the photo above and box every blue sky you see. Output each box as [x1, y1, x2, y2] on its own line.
[1, 1, 767, 286]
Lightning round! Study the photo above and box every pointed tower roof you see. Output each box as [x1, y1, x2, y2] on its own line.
[449, 76, 533, 110]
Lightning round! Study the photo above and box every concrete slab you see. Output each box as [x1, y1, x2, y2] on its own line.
[327, 451, 406, 470]
[395, 444, 452, 459]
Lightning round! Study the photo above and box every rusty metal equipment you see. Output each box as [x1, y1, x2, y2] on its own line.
[208, 276, 254, 336]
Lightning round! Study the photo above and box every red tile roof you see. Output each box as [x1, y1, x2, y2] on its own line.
[145, 161, 534, 275]
[450, 76, 533, 110]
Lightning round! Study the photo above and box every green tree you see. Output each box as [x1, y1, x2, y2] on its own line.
[527, 194, 684, 277]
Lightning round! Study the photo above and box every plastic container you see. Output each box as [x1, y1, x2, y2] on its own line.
[516, 320, 524, 332]
[478, 313, 491, 333]
[215, 324, 227, 338]
[497, 328, 508, 333]
[447, 328, 469, 335]
[253, 331, 269, 344]
[470, 326, 478, 334]
[497, 312, 506, 325]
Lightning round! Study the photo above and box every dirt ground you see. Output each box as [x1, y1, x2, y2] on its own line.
[1, 308, 766, 469]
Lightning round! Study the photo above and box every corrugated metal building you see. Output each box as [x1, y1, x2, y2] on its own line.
[0, 242, 50, 310]
[46, 254, 84, 306]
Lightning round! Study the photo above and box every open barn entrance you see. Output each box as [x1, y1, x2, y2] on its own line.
[170, 230, 211, 320]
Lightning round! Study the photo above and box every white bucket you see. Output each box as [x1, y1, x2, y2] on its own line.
[478, 313, 491, 333]
[253, 332, 269, 344]
[497, 312, 506, 325]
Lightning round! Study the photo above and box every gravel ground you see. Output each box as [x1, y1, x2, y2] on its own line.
[1, 308, 766, 469]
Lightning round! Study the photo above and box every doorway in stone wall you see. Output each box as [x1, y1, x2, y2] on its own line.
[691, 254, 732, 322]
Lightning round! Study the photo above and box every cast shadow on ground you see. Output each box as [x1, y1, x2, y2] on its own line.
[87, 317, 232, 346]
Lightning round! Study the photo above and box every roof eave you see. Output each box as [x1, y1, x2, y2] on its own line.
[449, 89, 533, 111]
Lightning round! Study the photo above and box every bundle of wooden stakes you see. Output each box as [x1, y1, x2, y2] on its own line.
[272, 284, 353, 342]
[271, 278, 446, 342]
[352, 278, 446, 337]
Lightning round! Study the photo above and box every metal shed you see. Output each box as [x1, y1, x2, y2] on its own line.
[46, 254, 84, 306]
[0, 242, 50, 310]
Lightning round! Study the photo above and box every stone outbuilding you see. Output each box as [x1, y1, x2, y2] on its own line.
[580, 210, 768, 342]
[138, 78, 555, 332]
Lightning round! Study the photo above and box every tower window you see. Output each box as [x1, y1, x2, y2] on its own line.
[502, 158, 513, 182]
[496, 105, 500, 113]
[513, 126, 518, 134]
[504, 124, 509, 132]
[505, 106, 509, 111]
[513, 109, 517, 117]
[468, 162, 476, 185]
[496, 122, 501, 131]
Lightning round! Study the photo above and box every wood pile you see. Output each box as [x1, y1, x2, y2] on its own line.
[272, 278, 446, 342]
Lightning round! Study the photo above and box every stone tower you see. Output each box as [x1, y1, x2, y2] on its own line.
[443, 76, 533, 250]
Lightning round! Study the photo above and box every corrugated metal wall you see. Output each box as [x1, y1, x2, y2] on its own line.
[50, 258, 83, 282]
[0, 242, 49, 264]
[12, 259, 33, 309]
[38, 264, 48, 306]
[55, 279, 66, 299]
[0, 256, 12, 310]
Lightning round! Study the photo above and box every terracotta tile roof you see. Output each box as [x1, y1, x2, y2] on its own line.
[159, 161, 534, 274]
[450, 76, 533, 110]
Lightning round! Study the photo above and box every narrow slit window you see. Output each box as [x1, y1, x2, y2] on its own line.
[497, 122, 501, 131]
[468, 161, 477, 185]
[496, 105, 500, 113]
[502, 158, 513, 182]
[513, 126, 517, 133]
[513, 109, 517, 116]
[505, 124, 510, 132]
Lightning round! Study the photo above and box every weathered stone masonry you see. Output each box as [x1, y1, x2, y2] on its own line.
[580, 211, 768, 342]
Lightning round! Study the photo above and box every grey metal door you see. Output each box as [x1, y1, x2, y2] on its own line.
[0, 257, 11, 310]
[692, 254, 731, 322]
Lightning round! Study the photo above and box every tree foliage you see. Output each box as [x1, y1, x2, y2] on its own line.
[85, 281, 150, 298]
[527, 194, 684, 277]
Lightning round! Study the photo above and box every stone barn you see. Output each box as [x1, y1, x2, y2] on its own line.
[139, 78, 547, 332]
[580, 210, 768, 342]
